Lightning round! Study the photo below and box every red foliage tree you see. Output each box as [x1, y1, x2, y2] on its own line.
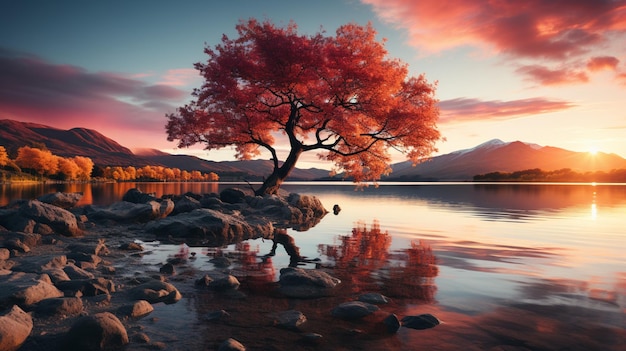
[166, 19, 440, 195]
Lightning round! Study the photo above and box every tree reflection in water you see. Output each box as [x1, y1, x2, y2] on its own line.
[319, 220, 438, 303]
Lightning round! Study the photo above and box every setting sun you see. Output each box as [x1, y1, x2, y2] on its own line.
[588, 147, 599, 155]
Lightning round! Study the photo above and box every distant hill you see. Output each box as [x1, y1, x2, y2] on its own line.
[387, 139, 626, 181]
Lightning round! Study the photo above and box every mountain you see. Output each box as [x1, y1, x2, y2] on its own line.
[0, 119, 151, 166]
[387, 139, 626, 181]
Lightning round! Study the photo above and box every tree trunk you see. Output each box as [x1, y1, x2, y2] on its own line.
[255, 147, 302, 196]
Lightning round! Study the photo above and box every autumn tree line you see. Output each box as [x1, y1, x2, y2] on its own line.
[0, 145, 218, 182]
[473, 168, 626, 183]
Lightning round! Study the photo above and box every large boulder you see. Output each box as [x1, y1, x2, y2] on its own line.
[129, 280, 182, 304]
[64, 312, 129, 351]
[121, 188, 157, 203]
[34, 297, 83, 317]
[171, 195, 202, 215]
[17, 200, 81, 236]
[86, 199, 174, 223]
[37, 192, 83, 209]
[145, 209, 274, 245]
[0, 272, 63, 309]
[0, 305, 33, 351]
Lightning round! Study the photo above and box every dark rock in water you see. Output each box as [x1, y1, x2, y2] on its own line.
[117, 300, 154, 319]
[333, 204, 341, 215]
[65, 312, 129, 351]
[159, 263, 175, 275]
[204, 309, 230, 321]
[35, 296, 83, 317]
[118, 242, 143, 251]
[269, 310, 307, 331]
[196, 273, 240, 291]
[37, 192, 83, 209]
[302, 333, 323, 345]
[383, 313, 401, 334]
[56, 277, 114, 297]
[220, 188, 246, 204]
[209, 256, 232, 268]
[278, 267, 341, 298]
[331, 301, 379, 320]
[129, 280, 182, 304]
[122, 188, 157, 204]
[358, 292, 390, 305]
[218, 337, 246, 351]
[0, 305, 32, 351]
[401, 313, 441, 330]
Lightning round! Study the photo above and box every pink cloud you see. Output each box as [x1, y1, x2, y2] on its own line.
[587, 56, 620, 71]
[439, 97, 575, 123]
[0, 48, 188, 145]
[158, 68, 201, 87]
[516, 65, 589, 85]
[362, 0, 626, 86]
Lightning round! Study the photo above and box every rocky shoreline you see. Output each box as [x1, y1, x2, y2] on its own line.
[0, 188, 438, 351]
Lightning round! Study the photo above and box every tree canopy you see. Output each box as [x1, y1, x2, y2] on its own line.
[166, 19, 441, 194]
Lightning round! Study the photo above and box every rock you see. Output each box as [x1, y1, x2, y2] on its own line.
[1, 239, 29, 254]
[64, 312, 129, 351]
[401, 314, 441, 330]
[301, 333, 323, 345]
[34, 296, 83, 317]
[0, 272, 64, 309]
[42, 268, 71, 284]
[196, 273, 240, 291]
[118, 300, 153, 319]
[18, 200, 81, 237]
[204, 309, 230, 321]
[67, 239, 109, 256]
[63, 263, 95, 280]
[383, 313, 401, 334]
[278, 267, 340, 298]
[220, 188, 246, 204]
[333, 204, 341, 215]
[118, 242, 143, 251]
[2, 232, 42, 249]
[269, 310, 307, 330]
[331, 301, 379, 320]
[218, 337, 246, 351]
[145, 209, 274, 245]
[55, 277, 114, 296]
[13, 255, 67, 273]
[37, 192, 83, 209]
[130, 280, 182, 304]
[172, 195, 202, 215]
[0, 305, 33, 351]
[0, 249, 8, 261]
[358, 292, 390, 304]
[67, 252, 102, 267]
[121, 188, 157, 203]
[87, 200, 173, 223]
[209, 256, 231, 268]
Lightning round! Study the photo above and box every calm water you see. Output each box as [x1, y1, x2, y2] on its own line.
[3, 182, 625, 350]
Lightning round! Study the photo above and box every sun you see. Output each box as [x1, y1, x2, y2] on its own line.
[588, 146, 599, 155]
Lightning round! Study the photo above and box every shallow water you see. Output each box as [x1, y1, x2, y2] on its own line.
[5, 182, 625, 349]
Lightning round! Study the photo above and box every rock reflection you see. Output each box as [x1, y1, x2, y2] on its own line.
[319, 220, 439, 303]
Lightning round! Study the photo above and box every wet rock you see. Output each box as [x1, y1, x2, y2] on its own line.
[13, 255, 67, 274]
[218, 337, 246, 351]
[401, 313, 441, 330]
[34, 296, 83, 317]
[0, 305, 32, 351]
[172, 195, 201, 215]
[67, 252, 102, 267]
[145, 209, 274, 245]
[18, 200, 81, 237]
[302, 333, 323, 345]
[67, 239, 109, 256]
[383, 313, 401, 334]
[204, 309, 230, 321]
[56, 277, 114, 297]
[118, 242, 143, 251]
[63, 263, 95, 280]
[130, 280, 182, 304]
[220, 188, 246, 204]
[0, 273, 64, 309]
[118, 300, 153, 319]
[87, 200, 173, 223]
[333, 204, 341, 215]
[37, 192, 83, 209]
[65, 312, 129, 351]
[209, 256, 232, 268]
[159, 263, 175, 275]
[122, 188, 157, 204]
[278, 267, 340, 298]
[0, 249, 8, 261]
[269, 310, 307, 331]
[358, 292, 390, 305]
[196, 273, 240, 291]
[331, 301, 379, 320]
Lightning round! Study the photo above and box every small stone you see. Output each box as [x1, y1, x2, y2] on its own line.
[119, 242, 144, 251]
[331, 301, 379, 320]
[218, 337, 246, 351]
[302, 333, 323, 344]
[358, 292, 390, 304]
[401, 313, 441, 330]
[383, 313, 401, 334]
[270, 310, 307, 330]
[159, 263, 175, 275]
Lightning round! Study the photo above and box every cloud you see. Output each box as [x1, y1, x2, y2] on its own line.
[158, 68, 201, 87]
[362, 0, 626, 85]
[0, 48, 188, 137]
[439, 97, 575, 122]
[586, 56, 620, 72]
[516, 64, 589, 85]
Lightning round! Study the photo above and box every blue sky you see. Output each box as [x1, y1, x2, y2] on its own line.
[1, 0, 625, 167]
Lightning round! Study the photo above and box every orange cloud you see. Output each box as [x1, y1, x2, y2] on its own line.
[587, 56, 620, 71]
[516, 64, 589, 85]
[159, 68, 201, 87]
[362, 0, 626, 85]
[439, 97, 575, 122]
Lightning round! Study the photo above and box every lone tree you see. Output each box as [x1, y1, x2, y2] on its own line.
[166, 19, 440, 195]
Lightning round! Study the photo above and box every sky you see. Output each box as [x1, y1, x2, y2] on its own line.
[1, 0, 625, 169]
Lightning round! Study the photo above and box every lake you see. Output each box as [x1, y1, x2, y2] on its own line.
[3, 181, 625, 350]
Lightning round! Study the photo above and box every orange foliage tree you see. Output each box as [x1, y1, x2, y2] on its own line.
[15, 146, 59, 176]
[166, 19, 440, 195]
[0, 146, 9, 167]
